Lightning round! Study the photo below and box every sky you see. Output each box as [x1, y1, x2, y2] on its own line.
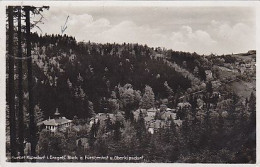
[32, 6, 256, 55]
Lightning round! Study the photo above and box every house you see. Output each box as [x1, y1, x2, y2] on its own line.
[147, 111, 180, 134]
[147, 110, 156, 119]
[177, 102, 191, 110]
[156, 110, 176, 121]
[164, 112, 176, 120]
[38, 108, 72, 132]
[89, 113, 106, 127]
[132, 109, 149, 121]
[147, 120, 167, 134]
[147, 119, 182, 134]
[89, 112, 120, 128]
[144, 116, 153, 127]
[159, 104, 167, 112]
[146, 107, 157, 119]
[130, 105, 180, 134]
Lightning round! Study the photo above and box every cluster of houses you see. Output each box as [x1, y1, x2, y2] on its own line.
[86, 104, 183, 134]
[39, 104, 183, 135]
[224, 53, 256, 77]
[236, 62, 255, 76]
[89, 112, 124, 127]
[132, 104, 182, 134]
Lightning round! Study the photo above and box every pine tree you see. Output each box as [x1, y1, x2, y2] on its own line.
[206, 81, 213, 95]
[164, 81, 174, 107]
[188, 95, 198, 116]
[135, 111, 148, 154]
[7, 6, 17, 161]
[25, 6, 37, 158]
[168, 121, 180, 162]
[113, 120, 121, 141]
[248, 92, 256, 130]
[105, 115, 113, 132]
[34, 104, 44, 124]
[17, 6, 25, 159]
[89, 121, 97, 147]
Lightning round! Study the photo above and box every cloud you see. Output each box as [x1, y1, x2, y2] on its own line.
[80, 21, 217, 54]
[168, 26, 217, 54]
[94, 21, 158, 44]
[208, 20, 255, 54]
[32, 7, 255, 55]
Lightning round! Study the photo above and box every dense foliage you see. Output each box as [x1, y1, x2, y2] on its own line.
[6, 32, 256, 163]
[29, 33, 193, 119]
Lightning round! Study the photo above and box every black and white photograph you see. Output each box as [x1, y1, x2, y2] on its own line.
[3, 1, 257, 164]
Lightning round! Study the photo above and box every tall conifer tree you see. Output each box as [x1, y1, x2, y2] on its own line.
[8, 6, 17, 161]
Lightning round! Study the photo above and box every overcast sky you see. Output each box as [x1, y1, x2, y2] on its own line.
[32, 6, 256, 55]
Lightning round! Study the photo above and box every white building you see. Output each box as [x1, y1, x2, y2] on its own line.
[38, 108, 72, 132]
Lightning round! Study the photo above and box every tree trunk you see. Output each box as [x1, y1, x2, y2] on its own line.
[8, 6, 17, 161]
[25, 6, 36, 160]
[17, 6, 24, 159]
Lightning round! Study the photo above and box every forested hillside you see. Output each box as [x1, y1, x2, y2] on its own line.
[29, 33, 197, 119]
[6, 32, 256, 163]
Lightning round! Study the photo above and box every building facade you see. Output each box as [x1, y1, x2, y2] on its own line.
[38, 108, 72, 132]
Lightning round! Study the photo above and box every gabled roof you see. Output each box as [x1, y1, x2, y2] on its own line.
[42, 119, 58, 126]
[40, 117, 72, 126]
[55, 117, 72, 124]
